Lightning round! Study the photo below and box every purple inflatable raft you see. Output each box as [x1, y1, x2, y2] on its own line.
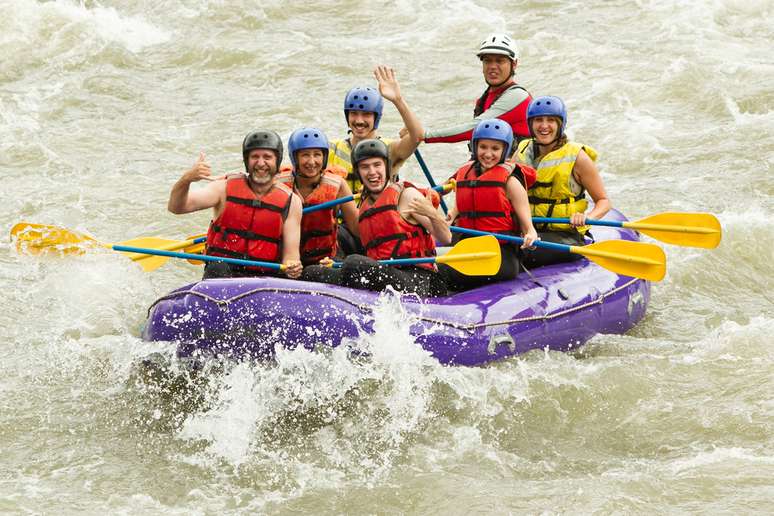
[142, 209, 650, 366]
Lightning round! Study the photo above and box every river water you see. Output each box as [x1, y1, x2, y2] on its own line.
[2, 0, 773, 513]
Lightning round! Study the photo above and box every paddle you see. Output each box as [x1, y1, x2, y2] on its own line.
[532, 212, 721, 249]
[12, 182, 456, 270]
[449, 226, 666, 281]
[113, 235, 500, 276]
[414, 149, 448, 214]
[111, 245, 285, 271]
[10, 222, 207, 272]
[132, 234, 208, 268]
[333, 235, 500, 276]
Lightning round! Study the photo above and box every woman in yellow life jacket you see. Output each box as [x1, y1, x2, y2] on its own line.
[514, 96, 611, 268]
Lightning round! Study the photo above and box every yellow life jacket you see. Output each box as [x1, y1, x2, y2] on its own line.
[329, 136, 394, 193]
[515, 139, 598, 233]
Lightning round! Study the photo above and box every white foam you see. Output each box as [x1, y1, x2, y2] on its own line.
[4, 0, 170, 55]
[59, 1, 170, 53]
[669, 446, 774, 475]
[178, 363, 260, 465]
[724, 95, 774, 125]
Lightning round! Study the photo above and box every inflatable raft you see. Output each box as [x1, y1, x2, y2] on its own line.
[142, 209, 650, 366]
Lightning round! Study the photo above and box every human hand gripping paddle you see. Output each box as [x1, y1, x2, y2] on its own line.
[10, 183, 457, 271]
[532, 212, 721, 249]
[449, 226, 667, 281]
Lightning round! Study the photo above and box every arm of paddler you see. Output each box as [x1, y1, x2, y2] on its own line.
[400, 187, 452, 246]
[281, 193, 303, 279]
[571, 149, 610, 227]
[374, 65, 424, 171]
[337, 179, 360, 238]
[505, 175, 537, 249]
[168, 151, 226, 215]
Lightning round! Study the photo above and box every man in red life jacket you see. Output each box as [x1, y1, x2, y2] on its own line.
[421, 33, 532, 154]
[302, 139, 451, 297]
[275, 127, 359, 266]
[441, 118, 538, 291]
[168, 130, 303, 279]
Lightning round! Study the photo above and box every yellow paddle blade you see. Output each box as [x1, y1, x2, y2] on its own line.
[120, 237, 179, 258]
[624, 212, 721, 249]
[10, 222, 100, 256]
[570, 240, 666, 282]
[437, 235, 501, 276]
[183, 234, 206, 265]
[131, 253, 170, 272]
[130, 234, 208, 270]
[129, 235, 205, 258]
[114, 237, 182, 271]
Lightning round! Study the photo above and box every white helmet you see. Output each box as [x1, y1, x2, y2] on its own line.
[476, 33, 518, 60]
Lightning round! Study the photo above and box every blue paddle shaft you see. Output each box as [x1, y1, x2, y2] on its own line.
[532, 217, 622, 228]
[333, 256, 436, 268]
[112, 244, 283, 270]
[303, 194, 356, 214]
[414, 149, 448, 214]
[449, 226, 571, 253]
[304, 183, 448, 215]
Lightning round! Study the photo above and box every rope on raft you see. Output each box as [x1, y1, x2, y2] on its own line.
[146, 278, 642, 333]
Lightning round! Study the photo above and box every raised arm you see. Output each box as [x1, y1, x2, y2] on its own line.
[505, 176, 537, 248]
[399, 187, 452, 246]
[571, 149, 611, 226]
[168, 152, 225, 214]
[374, 65, 423, 167]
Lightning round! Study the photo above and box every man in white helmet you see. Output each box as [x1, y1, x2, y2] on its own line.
[422, 33, 532, 152]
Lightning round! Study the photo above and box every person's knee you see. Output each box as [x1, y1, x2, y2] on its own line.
[337, 226, 364, 256]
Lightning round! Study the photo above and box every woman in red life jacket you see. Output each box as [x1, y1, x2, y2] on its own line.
[167, 130, 303, 279]
[275, 127, 359, 266]
[441, 118, 538, 291]
[302, 139, 451, 297]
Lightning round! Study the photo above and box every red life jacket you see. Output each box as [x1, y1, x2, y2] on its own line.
[358, 182, 436, 271]
[277, 170, 341, 265]
[474, 80, 514, 116]
[205, 177, 292, 269]
[453, 160, 536, 236]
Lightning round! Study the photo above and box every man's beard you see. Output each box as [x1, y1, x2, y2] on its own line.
[249, 166, 275, 185]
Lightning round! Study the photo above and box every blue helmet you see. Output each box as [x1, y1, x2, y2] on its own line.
[471, 118, 513, 163]
[288, 127, 329, 171]
[526, 96, 567, 138]
[344, 86, 384, 129]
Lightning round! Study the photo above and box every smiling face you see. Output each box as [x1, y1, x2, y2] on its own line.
[531, 116, 562, 145]
[480, 54, 514, 87]
[357, 156, 387, 194]
[347, 110, 376, 139]
[295, 148, 325, 178]
[246, 149, 278, 185]
[476, 139, 507, 169]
